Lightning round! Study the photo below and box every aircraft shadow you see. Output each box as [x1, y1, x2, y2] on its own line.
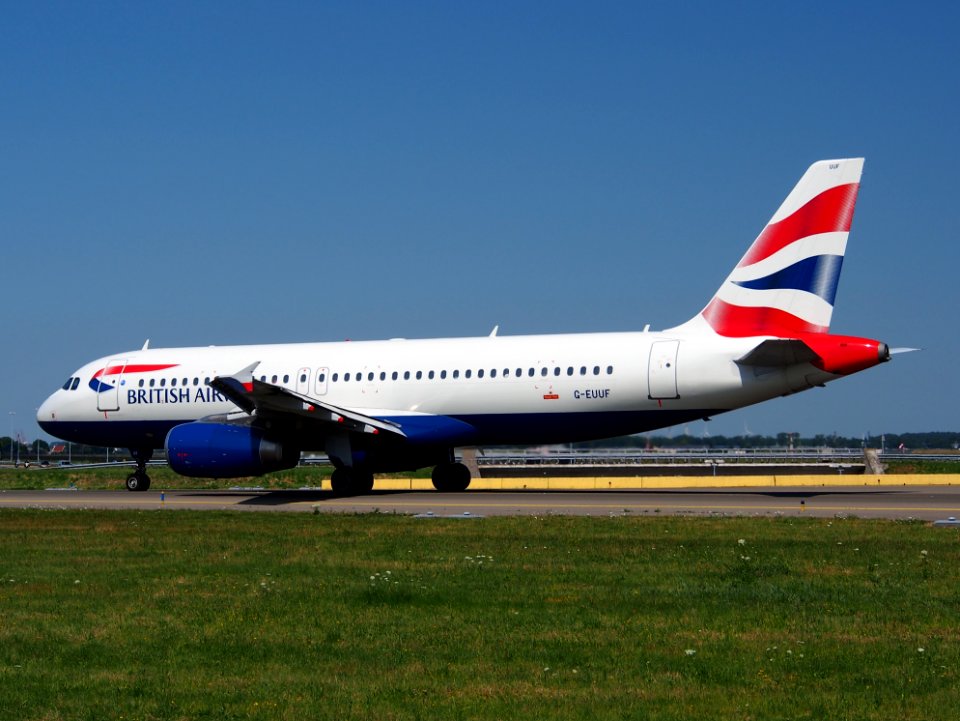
[176, 486, 907, 507]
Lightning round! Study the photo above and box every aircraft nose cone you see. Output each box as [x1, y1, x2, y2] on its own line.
[36, 394, 59, 433]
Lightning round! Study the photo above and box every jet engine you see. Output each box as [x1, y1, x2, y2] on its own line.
[165, 423, 299, 478]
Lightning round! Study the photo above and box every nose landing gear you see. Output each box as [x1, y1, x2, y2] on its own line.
[126, 448, 153, 492]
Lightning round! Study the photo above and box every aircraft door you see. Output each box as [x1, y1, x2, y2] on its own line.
[648, 341, 680, 400]
[96, 358, 127, 412]
[296, 367, 311, 395]
[315, 367, 329, 396]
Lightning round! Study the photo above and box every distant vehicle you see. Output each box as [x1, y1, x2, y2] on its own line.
[38, 159, 900, 494]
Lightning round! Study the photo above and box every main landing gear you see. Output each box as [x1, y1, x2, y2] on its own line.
[126, 448, 152, 492]
[431, 462, 471, 492]
[329, 466, 375, 496]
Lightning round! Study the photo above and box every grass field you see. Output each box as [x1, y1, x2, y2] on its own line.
[0, 465, 344, 491]
[1, 510, 958, 720]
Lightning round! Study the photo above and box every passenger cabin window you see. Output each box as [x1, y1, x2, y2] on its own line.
[567, 367, 574, 376]
[300, 373, 307, 383]
[392, 371, 398, 380]
[607, 366, 614, 374]
[319, 373, 326, 383]
[138, 379, 145, 388]
[465, 369, 472, 379]
[332, 373, 339, 382]
[404, 371, 411, 380]
[593, 366, 600, 375]
[149, 379, 155, 387]
[453, 370, 460, 379]
[283, 374, 290, 384]
[440, 370, 447, 379]
[478, 369, 484, 378]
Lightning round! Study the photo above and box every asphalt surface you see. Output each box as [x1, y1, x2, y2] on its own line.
[2, 486, 960, 520]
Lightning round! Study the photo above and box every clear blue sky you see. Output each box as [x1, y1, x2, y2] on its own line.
[2, 2, 958, 443]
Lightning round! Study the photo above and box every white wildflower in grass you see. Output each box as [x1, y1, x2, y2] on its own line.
[738, 539, 746, 546]
[685, 649, 696, 656]
[920, 550, 928, 557]
[918, 647, 925, 653]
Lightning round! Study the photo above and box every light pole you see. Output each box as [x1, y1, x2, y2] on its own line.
[7, 411, 14, 466]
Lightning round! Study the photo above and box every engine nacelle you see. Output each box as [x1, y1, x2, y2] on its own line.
[165, 423, 299, 478]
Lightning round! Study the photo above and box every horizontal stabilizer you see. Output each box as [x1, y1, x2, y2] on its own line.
[736, 339, 819, 367]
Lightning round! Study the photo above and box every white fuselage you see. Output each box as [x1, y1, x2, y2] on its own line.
[37, 328, 835, 452]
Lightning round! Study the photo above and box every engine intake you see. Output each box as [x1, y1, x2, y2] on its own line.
[165, 423, 299, 478]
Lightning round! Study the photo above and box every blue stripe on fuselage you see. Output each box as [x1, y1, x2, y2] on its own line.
[41, 409, 722, 453]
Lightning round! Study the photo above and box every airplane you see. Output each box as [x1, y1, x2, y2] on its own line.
[37, 158, 897, 494]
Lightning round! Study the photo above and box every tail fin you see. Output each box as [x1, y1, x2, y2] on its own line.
[686, 158, 864, 337]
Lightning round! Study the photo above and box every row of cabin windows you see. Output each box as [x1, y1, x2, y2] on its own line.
[138, 377, 213, 388]
[313, 365, 614, 384]
[126, 364, 615, 390]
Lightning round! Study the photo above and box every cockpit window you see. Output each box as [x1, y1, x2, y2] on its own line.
[71, 377, 80, 390]
[62, 377, 73, 390]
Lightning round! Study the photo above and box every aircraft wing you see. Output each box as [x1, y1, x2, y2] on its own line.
[735, 339, 820, 367]
[208, 362, 406, 438]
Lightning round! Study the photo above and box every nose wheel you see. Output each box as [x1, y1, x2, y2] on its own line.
[126, 447, 153, 492]
[125, 471, 151, 492]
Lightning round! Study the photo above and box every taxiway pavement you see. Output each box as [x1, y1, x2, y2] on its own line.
[2, 486, 960, 521]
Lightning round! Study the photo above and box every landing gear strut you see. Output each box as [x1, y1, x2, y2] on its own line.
[126, 448, 152, 492]
[329, 467, 375, 496]
[431, 462, 471, 492]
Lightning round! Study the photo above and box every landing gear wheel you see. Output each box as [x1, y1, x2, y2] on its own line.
[126, 472, 151, 492]
[330, 468, 375, 496]
[432, 462, 471, 492]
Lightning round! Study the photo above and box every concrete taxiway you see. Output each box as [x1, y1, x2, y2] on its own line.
[2, 486, 960, 520]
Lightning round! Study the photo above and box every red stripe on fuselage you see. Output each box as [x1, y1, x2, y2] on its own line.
[738, 183, 859, 268]
[93, 363, 180, 379]
[701, 298, 828, 337]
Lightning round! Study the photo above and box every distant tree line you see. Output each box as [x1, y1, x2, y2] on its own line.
[575, 431, 960, 451]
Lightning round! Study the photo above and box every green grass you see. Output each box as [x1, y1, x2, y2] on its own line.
[0, 465, 439, 491]
[1, 511, 958, 720]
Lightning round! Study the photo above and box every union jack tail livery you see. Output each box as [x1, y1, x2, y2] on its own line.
[697, 158, 863, 338]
